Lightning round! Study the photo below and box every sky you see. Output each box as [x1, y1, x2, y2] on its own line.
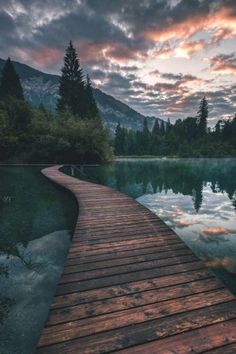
[0, 0, 236, 124]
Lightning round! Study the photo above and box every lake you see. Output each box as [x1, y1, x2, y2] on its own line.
[0, 166, 77, 354]
[1, 160, 236, 353]
[64, 158, 236, 294]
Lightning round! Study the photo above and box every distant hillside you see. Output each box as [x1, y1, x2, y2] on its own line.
[0, 58, 166, 132]
[93, 88, 165, 131]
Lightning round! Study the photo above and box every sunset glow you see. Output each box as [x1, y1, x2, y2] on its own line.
[0, 0, 235, 123]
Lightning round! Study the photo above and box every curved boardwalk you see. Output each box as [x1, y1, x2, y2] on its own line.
[37, 165, 236, 354]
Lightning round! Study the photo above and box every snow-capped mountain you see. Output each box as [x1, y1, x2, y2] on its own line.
[0, 58, 165, 132]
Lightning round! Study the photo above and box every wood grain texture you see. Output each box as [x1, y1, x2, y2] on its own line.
[37, 165, 236, 354]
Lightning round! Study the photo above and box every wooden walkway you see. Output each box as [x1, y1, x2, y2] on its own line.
[37, 165, 236, 354]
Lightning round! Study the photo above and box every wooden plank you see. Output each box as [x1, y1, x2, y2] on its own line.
[117, 319, 236, 354]
[59, 254, 198, 284]
[203, 342, 236, 354]
[37, 301, 236, 353]
[63, 247, 193, 273]
[51, 269, 214, 309]
[38, 289, 234, 346]
[65, 242, 189, 264]
[55, 261, 205, 295]
[47, 278, 223, 326]
[37, 165, 236, 354]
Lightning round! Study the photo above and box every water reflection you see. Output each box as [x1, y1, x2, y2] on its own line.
[0, 167, 77, 353]
[64, 158, 236, 293]
[65, 158, 236, 213]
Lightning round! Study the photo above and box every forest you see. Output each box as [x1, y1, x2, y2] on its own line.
[114, 99, 236, 157]
[0, 41, 112, 163]
[0, 41, 235, 162]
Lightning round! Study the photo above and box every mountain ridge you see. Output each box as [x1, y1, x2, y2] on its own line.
[0, 58, 165, 132]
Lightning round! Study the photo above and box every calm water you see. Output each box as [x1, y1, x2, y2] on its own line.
[0, 167, 77, 354]
[64, 158, 236, 294]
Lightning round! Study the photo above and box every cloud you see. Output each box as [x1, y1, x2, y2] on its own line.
[175, 39, 206, 58]
[0, 0, 236, 121]
[206, 257, 236, 273]
[209, 53, 236, 75]
[141, 0, 236, 46]
[202, 227, 236, 236]
[176, 219, 195, 227]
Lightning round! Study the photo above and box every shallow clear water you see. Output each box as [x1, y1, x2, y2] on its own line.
[64, 158, 236, 294]
[0, 167, 77, 354]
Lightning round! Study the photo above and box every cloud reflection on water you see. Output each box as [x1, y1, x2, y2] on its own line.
[138, 184, 236, 290]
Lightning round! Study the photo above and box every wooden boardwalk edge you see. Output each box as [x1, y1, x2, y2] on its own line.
[37, 165, 236, 354]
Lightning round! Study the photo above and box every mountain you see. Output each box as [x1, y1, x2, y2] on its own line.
[92, 89, 165, 132]
[0, 58, 165, 132]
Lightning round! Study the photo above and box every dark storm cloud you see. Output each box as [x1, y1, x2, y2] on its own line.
[1, 0, 235, 60]
[0, 0, 235, 121]
[0, 10, 18, 51]
[0, 0, 214, 61]
[0, 10, 14, 31]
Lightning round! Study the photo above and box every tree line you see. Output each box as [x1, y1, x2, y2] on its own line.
[0, 41, 113, 163]
[114, 97, 236, 157]
[1, 40, 235, 162]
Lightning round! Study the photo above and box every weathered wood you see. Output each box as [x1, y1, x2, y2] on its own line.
[63, 247, 193, 273]
[51, 269, 214, 309]
[203, 342, 236, 354]
[117, 319, 236, 354]
[37, 165, 236, 353]
[47, 278, 224, 326]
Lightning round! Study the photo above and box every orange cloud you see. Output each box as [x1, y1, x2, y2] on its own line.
[151, 47, 173, 59]
[14, 47, 62, 68]
[141, 3, 236, 52]
[77, 40, 146, 64]
[30, 48, 62, 66]
[107, 44, 147, 62]
[142, 13, 205, 42]
[75, 41, 109, 63]
[206, 257, 236, 274]
[210, 53, 236, 75]
[202, 227, 235, 235]
[176, 219, 195, 227]
[175, 40, 206, 58]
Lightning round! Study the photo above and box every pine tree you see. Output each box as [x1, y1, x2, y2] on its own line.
[215, 120, 222, 137]
[57, 41, 85, 117]
[160, 120, 165, 136]
[151, 119, 160, 155]
[143, 117, 149, 135]
[85, 75, 99, 118]
[166, 118, 171, 133]
[0, 57, 24, 101]
[114, 121, 125, 155]
[197, 96, 208, 135]
[141, 117, 150, 154]
[152, 120, 160, 135]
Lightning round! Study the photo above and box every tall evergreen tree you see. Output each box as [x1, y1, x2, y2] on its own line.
[152, 119, 160, 135]
[215, 120, 222, 137]
[143, 117, 149, 135]
[85, 75, 99, 118]
[0, 58, 24, 101]
[166, 118, 171, 133]
[114, 121, 125, 155]
[151, 119, 160, 155]
[57, 41, 85, 117]
[160, 120, 165, 136]
[141, 117, 150, 154]
[197, 96, 208, 135]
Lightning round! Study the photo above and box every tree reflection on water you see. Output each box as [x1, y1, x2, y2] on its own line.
[65, 159, 236, 212]
[0, 166, 77, 327]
